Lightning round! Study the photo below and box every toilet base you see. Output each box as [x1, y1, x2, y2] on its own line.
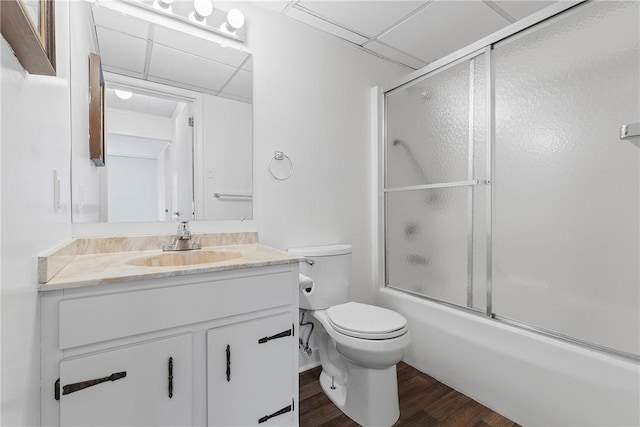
[319, 362, 400, 427]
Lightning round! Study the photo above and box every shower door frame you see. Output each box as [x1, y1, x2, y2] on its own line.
[376, 0, 640, 362]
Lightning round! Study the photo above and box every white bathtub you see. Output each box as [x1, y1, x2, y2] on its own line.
[377, 288, 640, 426]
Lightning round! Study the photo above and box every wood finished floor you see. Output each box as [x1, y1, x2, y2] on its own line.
[299, 362, 520, 427]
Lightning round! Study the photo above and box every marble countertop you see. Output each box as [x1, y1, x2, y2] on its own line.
[38, 233, 302, 291]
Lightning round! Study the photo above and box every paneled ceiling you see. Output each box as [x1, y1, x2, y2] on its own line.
[105, 87, 180, 118]
[91, 3, 253, 102]
[104, 87, 178, 159]
[255, 0, 559, 70]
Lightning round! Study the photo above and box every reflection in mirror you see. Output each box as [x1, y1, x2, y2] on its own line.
[104, 85, 194, 222]
[71, 0, 252, 223]
[21, 0, 41, 32]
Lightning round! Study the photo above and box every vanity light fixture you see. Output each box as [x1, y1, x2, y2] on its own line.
[219, 8, 244, 36]
[152, 0, 174, 13]
[114, 89, 133, 100]
[227, 9, 245, 30]
[101, 0, 247, 44]
[189, 0, 213, 23]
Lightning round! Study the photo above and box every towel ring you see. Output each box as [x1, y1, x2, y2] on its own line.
[269, 151, 293, 181]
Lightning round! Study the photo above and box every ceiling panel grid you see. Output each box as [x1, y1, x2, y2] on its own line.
[255, 0, 557, 70]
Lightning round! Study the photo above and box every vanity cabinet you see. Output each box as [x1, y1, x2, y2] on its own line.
[207, 312, 294, 426]
[41, 265, 299, 427]
[59, 334, 192, 426]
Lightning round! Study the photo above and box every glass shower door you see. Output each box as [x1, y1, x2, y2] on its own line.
[385, 52, 488, 311]
[492, 1, 640, 356]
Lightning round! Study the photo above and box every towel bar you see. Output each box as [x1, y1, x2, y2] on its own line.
[213, 193, 252, 200]
[620, 123, 640, 140]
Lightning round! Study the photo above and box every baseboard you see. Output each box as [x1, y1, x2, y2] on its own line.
[298, 348, 320, 372]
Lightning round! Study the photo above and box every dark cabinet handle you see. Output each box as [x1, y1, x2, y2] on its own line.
[226, 345, 231, 382]
[258, 329, 292, 344]
[258, 404, 292, 424]
[62, 371, 127, 396]
[168, 357, 173, 399]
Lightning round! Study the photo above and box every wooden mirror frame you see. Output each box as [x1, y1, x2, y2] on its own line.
[1, 0, 56, 76]
[89, 53, 105, 167]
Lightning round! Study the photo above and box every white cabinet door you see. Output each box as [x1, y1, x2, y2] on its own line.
[60, 334, 192, 426]
[207, 313, 294, 426]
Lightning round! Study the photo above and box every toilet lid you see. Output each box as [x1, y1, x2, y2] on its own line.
[327, 302, 407, 340]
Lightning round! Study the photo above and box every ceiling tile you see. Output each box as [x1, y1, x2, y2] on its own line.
[491, 0, 556, 21]
[102, 65, 144, 80]
[363, 41, 428, 69]
[106, 88, 148, 113]
[96, 27, 149, 74]
[92, 5, 150, 39]
[251, 0, 292, 14]
[148, 97, 180, 117]
[285, 7, 369, 45]
[148, 44, 237, 92]
[106, 87, 179, 118]
[106, 133, 170, 159]
[152, 25, 250, 68]
[242, 57, 253, 72]
[298, 1, 427, 38]
[379, 0, 510, 63]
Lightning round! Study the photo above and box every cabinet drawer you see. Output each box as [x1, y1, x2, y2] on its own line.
[59, 272, 292, 349]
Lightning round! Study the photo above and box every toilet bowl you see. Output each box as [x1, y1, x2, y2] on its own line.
[315, 302, 410, 368]
[311, 303, 411, 426]
[289, 245, 410, 427]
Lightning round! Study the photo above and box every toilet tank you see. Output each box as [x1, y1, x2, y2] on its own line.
[288, 244, 352, 310]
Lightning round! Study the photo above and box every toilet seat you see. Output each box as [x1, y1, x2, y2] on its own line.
[327, 302, 407, 340]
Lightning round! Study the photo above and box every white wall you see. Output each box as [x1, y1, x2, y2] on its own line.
[202, 94, 252, 221]
[240, 3, 407, 304]
[170, 102, 194, 221]
[107, 156, 159, 222]
[0, 2, 73, 424]
[69, 0, 100, 223]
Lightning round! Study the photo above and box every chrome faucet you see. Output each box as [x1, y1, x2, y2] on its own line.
[163, 221, 201, 251]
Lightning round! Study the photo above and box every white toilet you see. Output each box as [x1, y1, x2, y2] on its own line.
[289, 244, 410, 427]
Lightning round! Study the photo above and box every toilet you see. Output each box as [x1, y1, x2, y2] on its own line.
[289, 244, 410, 427]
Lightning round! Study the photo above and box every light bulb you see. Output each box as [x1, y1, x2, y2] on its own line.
[226, 9, 245, 30]
[189, 0, 212, 23]
[114, 89, 133, 100]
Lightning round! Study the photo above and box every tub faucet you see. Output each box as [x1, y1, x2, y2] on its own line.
[163, 221, 201, 251]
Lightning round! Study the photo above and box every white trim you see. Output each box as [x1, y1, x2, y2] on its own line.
[485, 45, 494, 317]
[384, 180, 479, 193]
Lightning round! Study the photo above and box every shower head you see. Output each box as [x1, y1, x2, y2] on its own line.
[390, 139, 424, 180]
[389, 138, 441, 207]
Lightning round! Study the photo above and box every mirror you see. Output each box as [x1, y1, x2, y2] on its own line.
[104, 84, 194, 222]
[71, 0, 253, 223]
[1, 0, 56, 75]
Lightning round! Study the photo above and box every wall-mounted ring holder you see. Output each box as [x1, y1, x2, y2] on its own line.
[269, 151, 293, 181]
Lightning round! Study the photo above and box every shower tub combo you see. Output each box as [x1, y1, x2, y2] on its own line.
[375, 1, 640, 425]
